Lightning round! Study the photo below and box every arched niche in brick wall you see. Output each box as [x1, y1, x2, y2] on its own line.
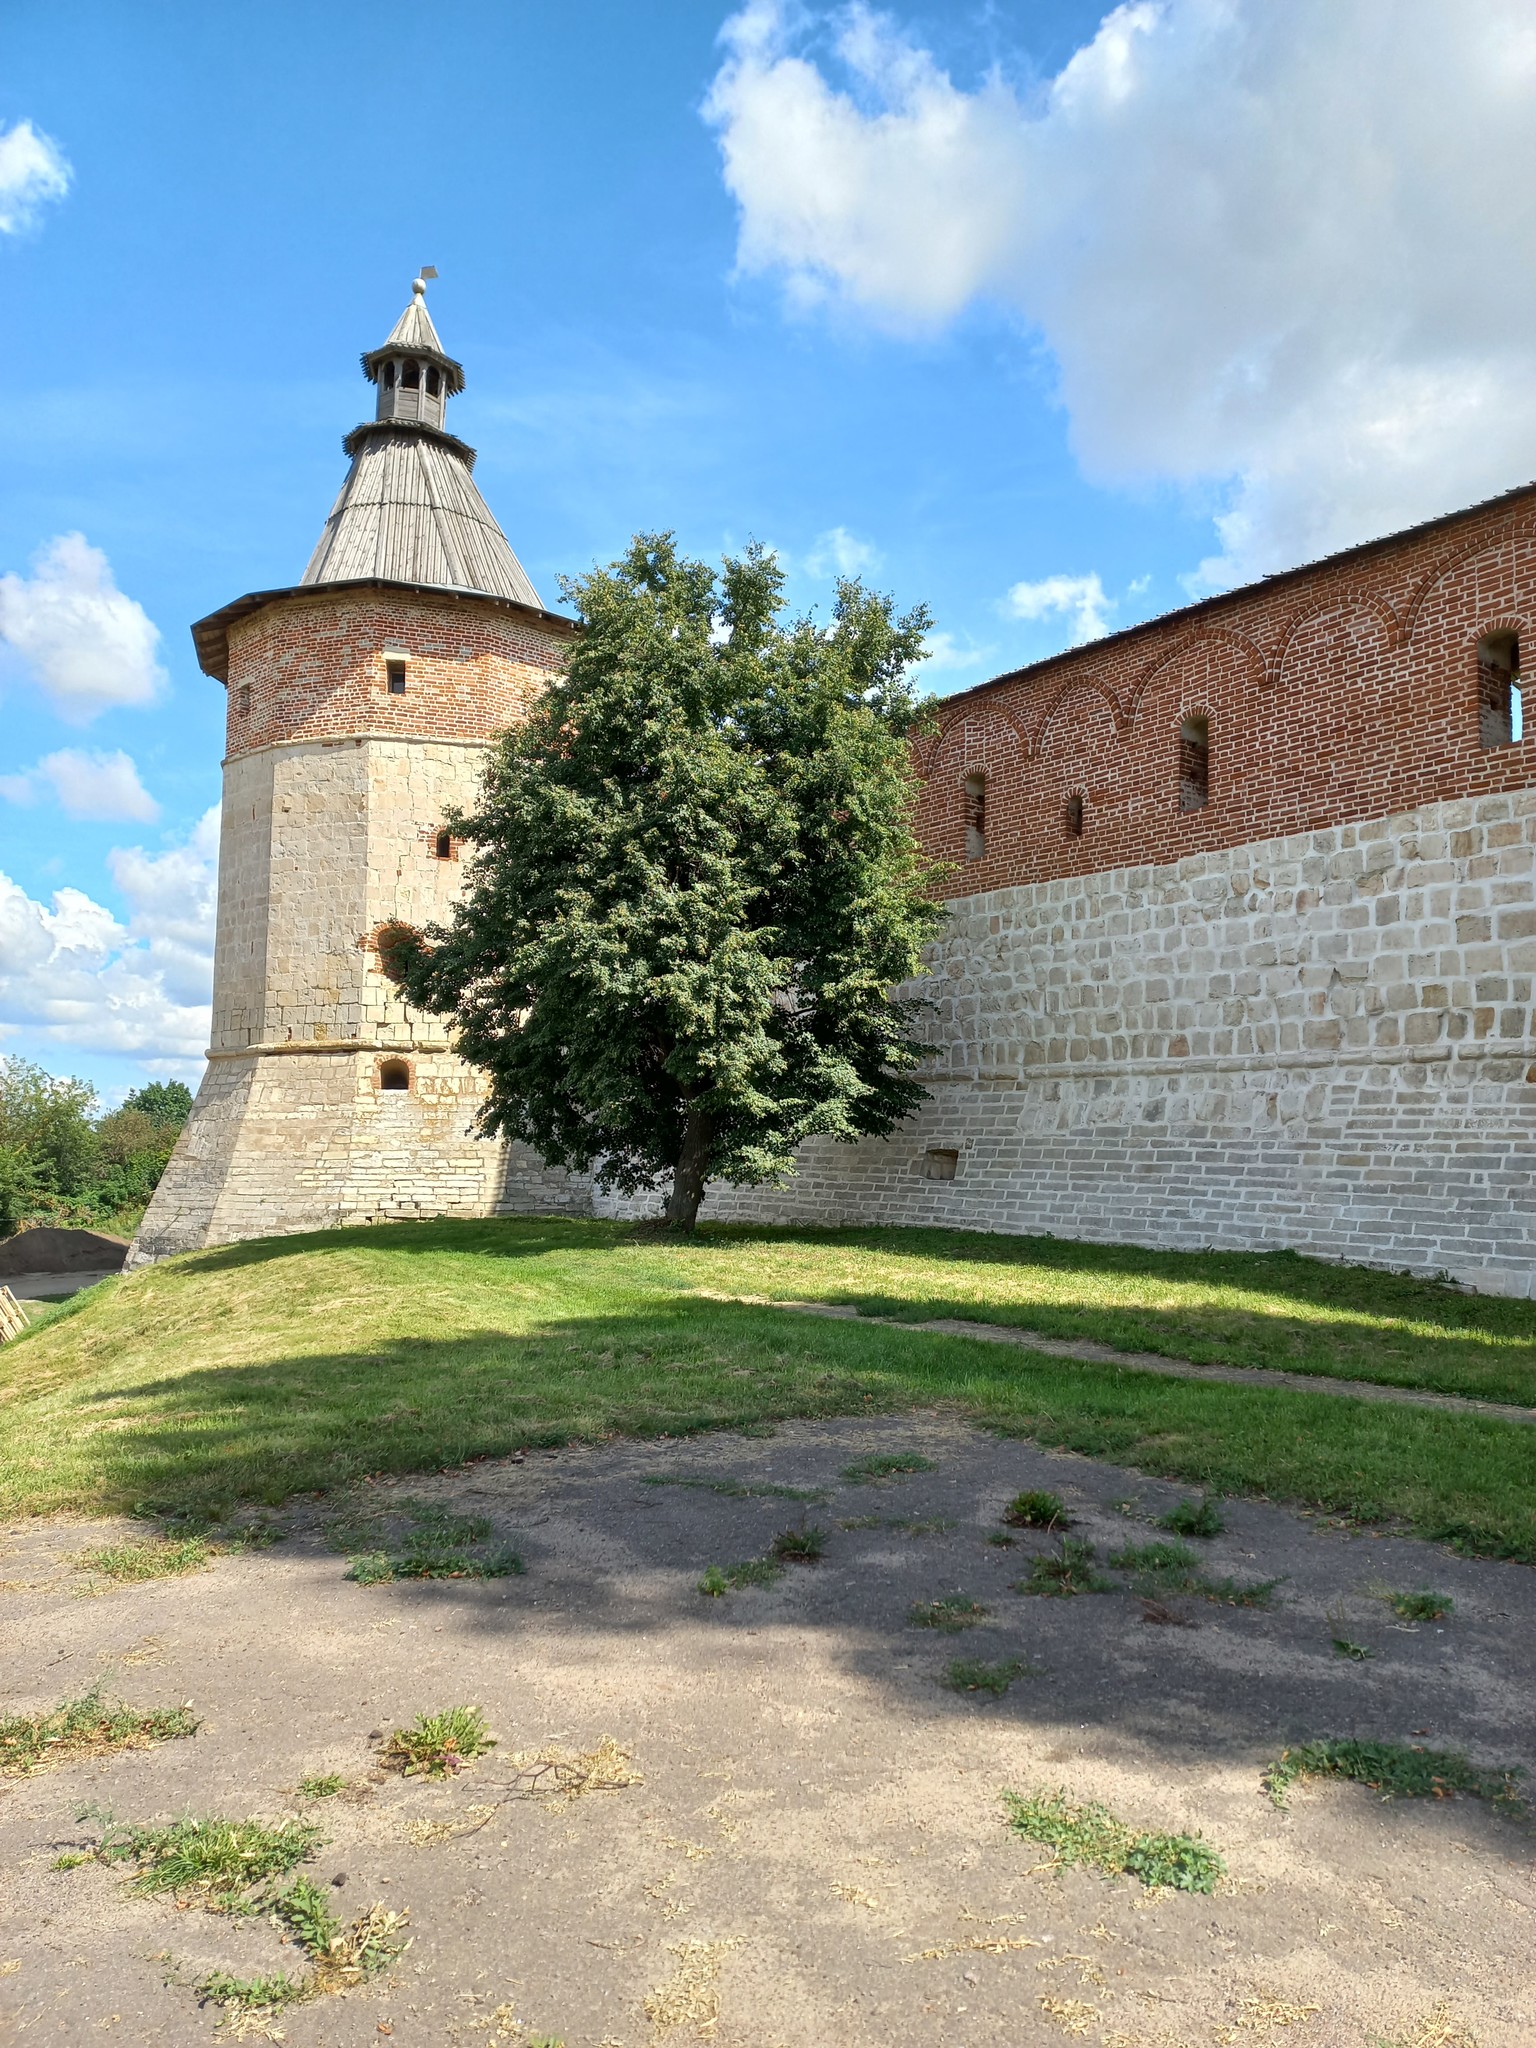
[1402, 515, 1536, 647]
[1029, 678, 1125, 861]
[1112, 634, 1259, 840]
[920, 709, 1027, 870]
[1267, 596, 1401, 819]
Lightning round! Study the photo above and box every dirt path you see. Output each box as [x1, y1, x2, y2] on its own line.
[1, 1417, 1532, 2046]
[706, 1293, 1536, 1424]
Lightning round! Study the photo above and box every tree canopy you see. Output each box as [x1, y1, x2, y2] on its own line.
[401, 534, 948, 1228]
[0, 1057, 192, 1237]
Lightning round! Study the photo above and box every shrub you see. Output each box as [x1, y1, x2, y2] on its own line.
[1002, 1489, 1072, 1530]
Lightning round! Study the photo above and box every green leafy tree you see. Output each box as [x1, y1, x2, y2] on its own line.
[401, 533, 948, 1229]
[121, 1081, 193, 1127]
[0, 1056, 99, 1196]
[0, 1143, 47, 1239]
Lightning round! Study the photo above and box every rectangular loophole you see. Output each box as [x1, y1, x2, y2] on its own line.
[963, 773, 986, 860]
[1478, 632, 1522, 748]
[386, 660, 407, 695]
[1179, 714, 1209, 811]
[922, 1147, 959, 1182]
[236, 682, 251, 718]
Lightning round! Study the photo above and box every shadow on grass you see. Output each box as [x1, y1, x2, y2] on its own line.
[36, 1297, 1536, 1562]
[162, 1217, 1536, 1407]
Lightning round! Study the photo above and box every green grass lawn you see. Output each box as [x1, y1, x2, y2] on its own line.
[3, 1217, 1534, 1562]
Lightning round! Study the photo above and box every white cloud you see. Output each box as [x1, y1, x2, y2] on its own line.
[918, 628, 995, 678]
[0, 533, 166, 723]
[0, 806, 217, 1072]
[804, 523, 883, 577]
[0, 119, 70, 235]
[1003, 571, 1113, 644]
[0, 749, 159, 823]
[706, 1, 1536, 587]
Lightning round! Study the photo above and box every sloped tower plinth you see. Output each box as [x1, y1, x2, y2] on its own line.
[131, 281, 587, 1263]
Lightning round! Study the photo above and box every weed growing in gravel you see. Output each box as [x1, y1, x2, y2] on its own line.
[1002, 1489, 1072, 1529]
[382, 1705, 496, 1779]
[986, 1530, 1017, 1547]
[768, 1526, 827, 1562]
[1264, 1739, 1527, 1813]
[273, 1875, 343, 1953]
[0, 1686, 197, 1777]
[99, 1814, 324, 1907]
[1003, 1788, 1224, 1893]
[330, 1499, 524, 1584]
[347, 1542, 525, 1584]
[697, 1558, 785, 1595]
[296, 1773, 345, 1799]
[642, 1475, 828, 1501]
[1388, 1589, 1454, 1622]
[1332, 1638, 1375, 1660]
[1157, 1497, 1225, 1538]
[1107, 1539, 1280, 1607]
[908, 1594, 988, 1631]
[196, 1968, 309, 2021]
[837, 1514, 883, 1530]
[841, 1453, 935, 1484]
[74, 1538, 209, 1584]
[1017, 1539, 1112, 1598]
[943, 1658, 1033, 1695]
[1108, 1539, 1199, 1574]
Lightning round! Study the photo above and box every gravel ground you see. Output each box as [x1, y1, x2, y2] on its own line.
[1, 1414, 1532, 2046]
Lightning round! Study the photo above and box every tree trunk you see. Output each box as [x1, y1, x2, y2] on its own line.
[664, 1102, 715, 1231]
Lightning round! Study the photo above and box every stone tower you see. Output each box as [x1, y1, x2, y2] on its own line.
[131, 280, 587, 1263]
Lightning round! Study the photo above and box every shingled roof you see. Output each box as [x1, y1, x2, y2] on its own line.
[192, 279, 551, 677]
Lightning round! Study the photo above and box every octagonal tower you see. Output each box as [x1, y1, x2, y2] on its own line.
[130, 280, 587, 1263]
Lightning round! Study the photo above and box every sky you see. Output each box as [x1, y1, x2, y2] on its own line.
[5, 0, 1536, 1101]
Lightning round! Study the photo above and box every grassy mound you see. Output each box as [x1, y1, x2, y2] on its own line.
[2, 1218, 1534, 1560]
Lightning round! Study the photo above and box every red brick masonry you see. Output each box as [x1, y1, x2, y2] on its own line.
[223, 588, 569, 759]
[918, 483, 1536, 891]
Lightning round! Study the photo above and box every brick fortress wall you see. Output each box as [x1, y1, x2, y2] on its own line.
[598, 487, 1536, 1292]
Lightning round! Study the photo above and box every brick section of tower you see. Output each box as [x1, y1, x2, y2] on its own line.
[223, 588, 567, 757]
[919, 482, 1536, 891]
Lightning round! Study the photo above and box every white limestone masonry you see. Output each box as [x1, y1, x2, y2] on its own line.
[595, 791, 1536, 1296]
[132, 733, 587, 1264]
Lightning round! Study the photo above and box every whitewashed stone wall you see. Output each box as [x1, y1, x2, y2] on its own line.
[597, 790, 1536, 1296]
[132, 732, 588, 1264]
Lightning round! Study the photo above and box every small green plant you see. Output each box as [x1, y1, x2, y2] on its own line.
[74, 1537, 210, 1584]
[986, 1530, 1017, 1547]
[840, 1453, 935, 1485]
[1332, 1638, 1375, 1660]
[1002, 1489, 1072, 1530]
[697, 1558, 784, 1595]
[0, 1686, 197, 1777]
[943, 1658, 1032, 1696]
[1107, 1540, 1279, 1607]
[1017, 1538, 1112, 1598]
[346, 1542, 525, 1584]
[297, 1773, 346, 1799]
[838, 1514, 883, 1530]
[1388, 1590, 1454, 1623]
[273, 1875, 344, 1955]
[1264, 1739, 1526, 1814]
[330, 1500, 524, 1584]
[382, 1704, 495, 1779]
[197, 1968, 309, 2017]
[1002, 1788, 1224, 1893]
[1157, 1497, 1225, 1539]
[908, 1594, 988, 1631]
[769, 1525, 827, 1563]
[642, 1475, 827, 1501]
[98, 1814, 324, 1906]
[1108, 1538, 1198, 1574]
[51, 1851, 93, 1869]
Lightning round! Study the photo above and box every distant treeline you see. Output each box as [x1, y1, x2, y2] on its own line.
[0, 1056, 192, 1237]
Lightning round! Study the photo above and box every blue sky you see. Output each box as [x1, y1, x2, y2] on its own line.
[4, 0, 1535, 1098]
